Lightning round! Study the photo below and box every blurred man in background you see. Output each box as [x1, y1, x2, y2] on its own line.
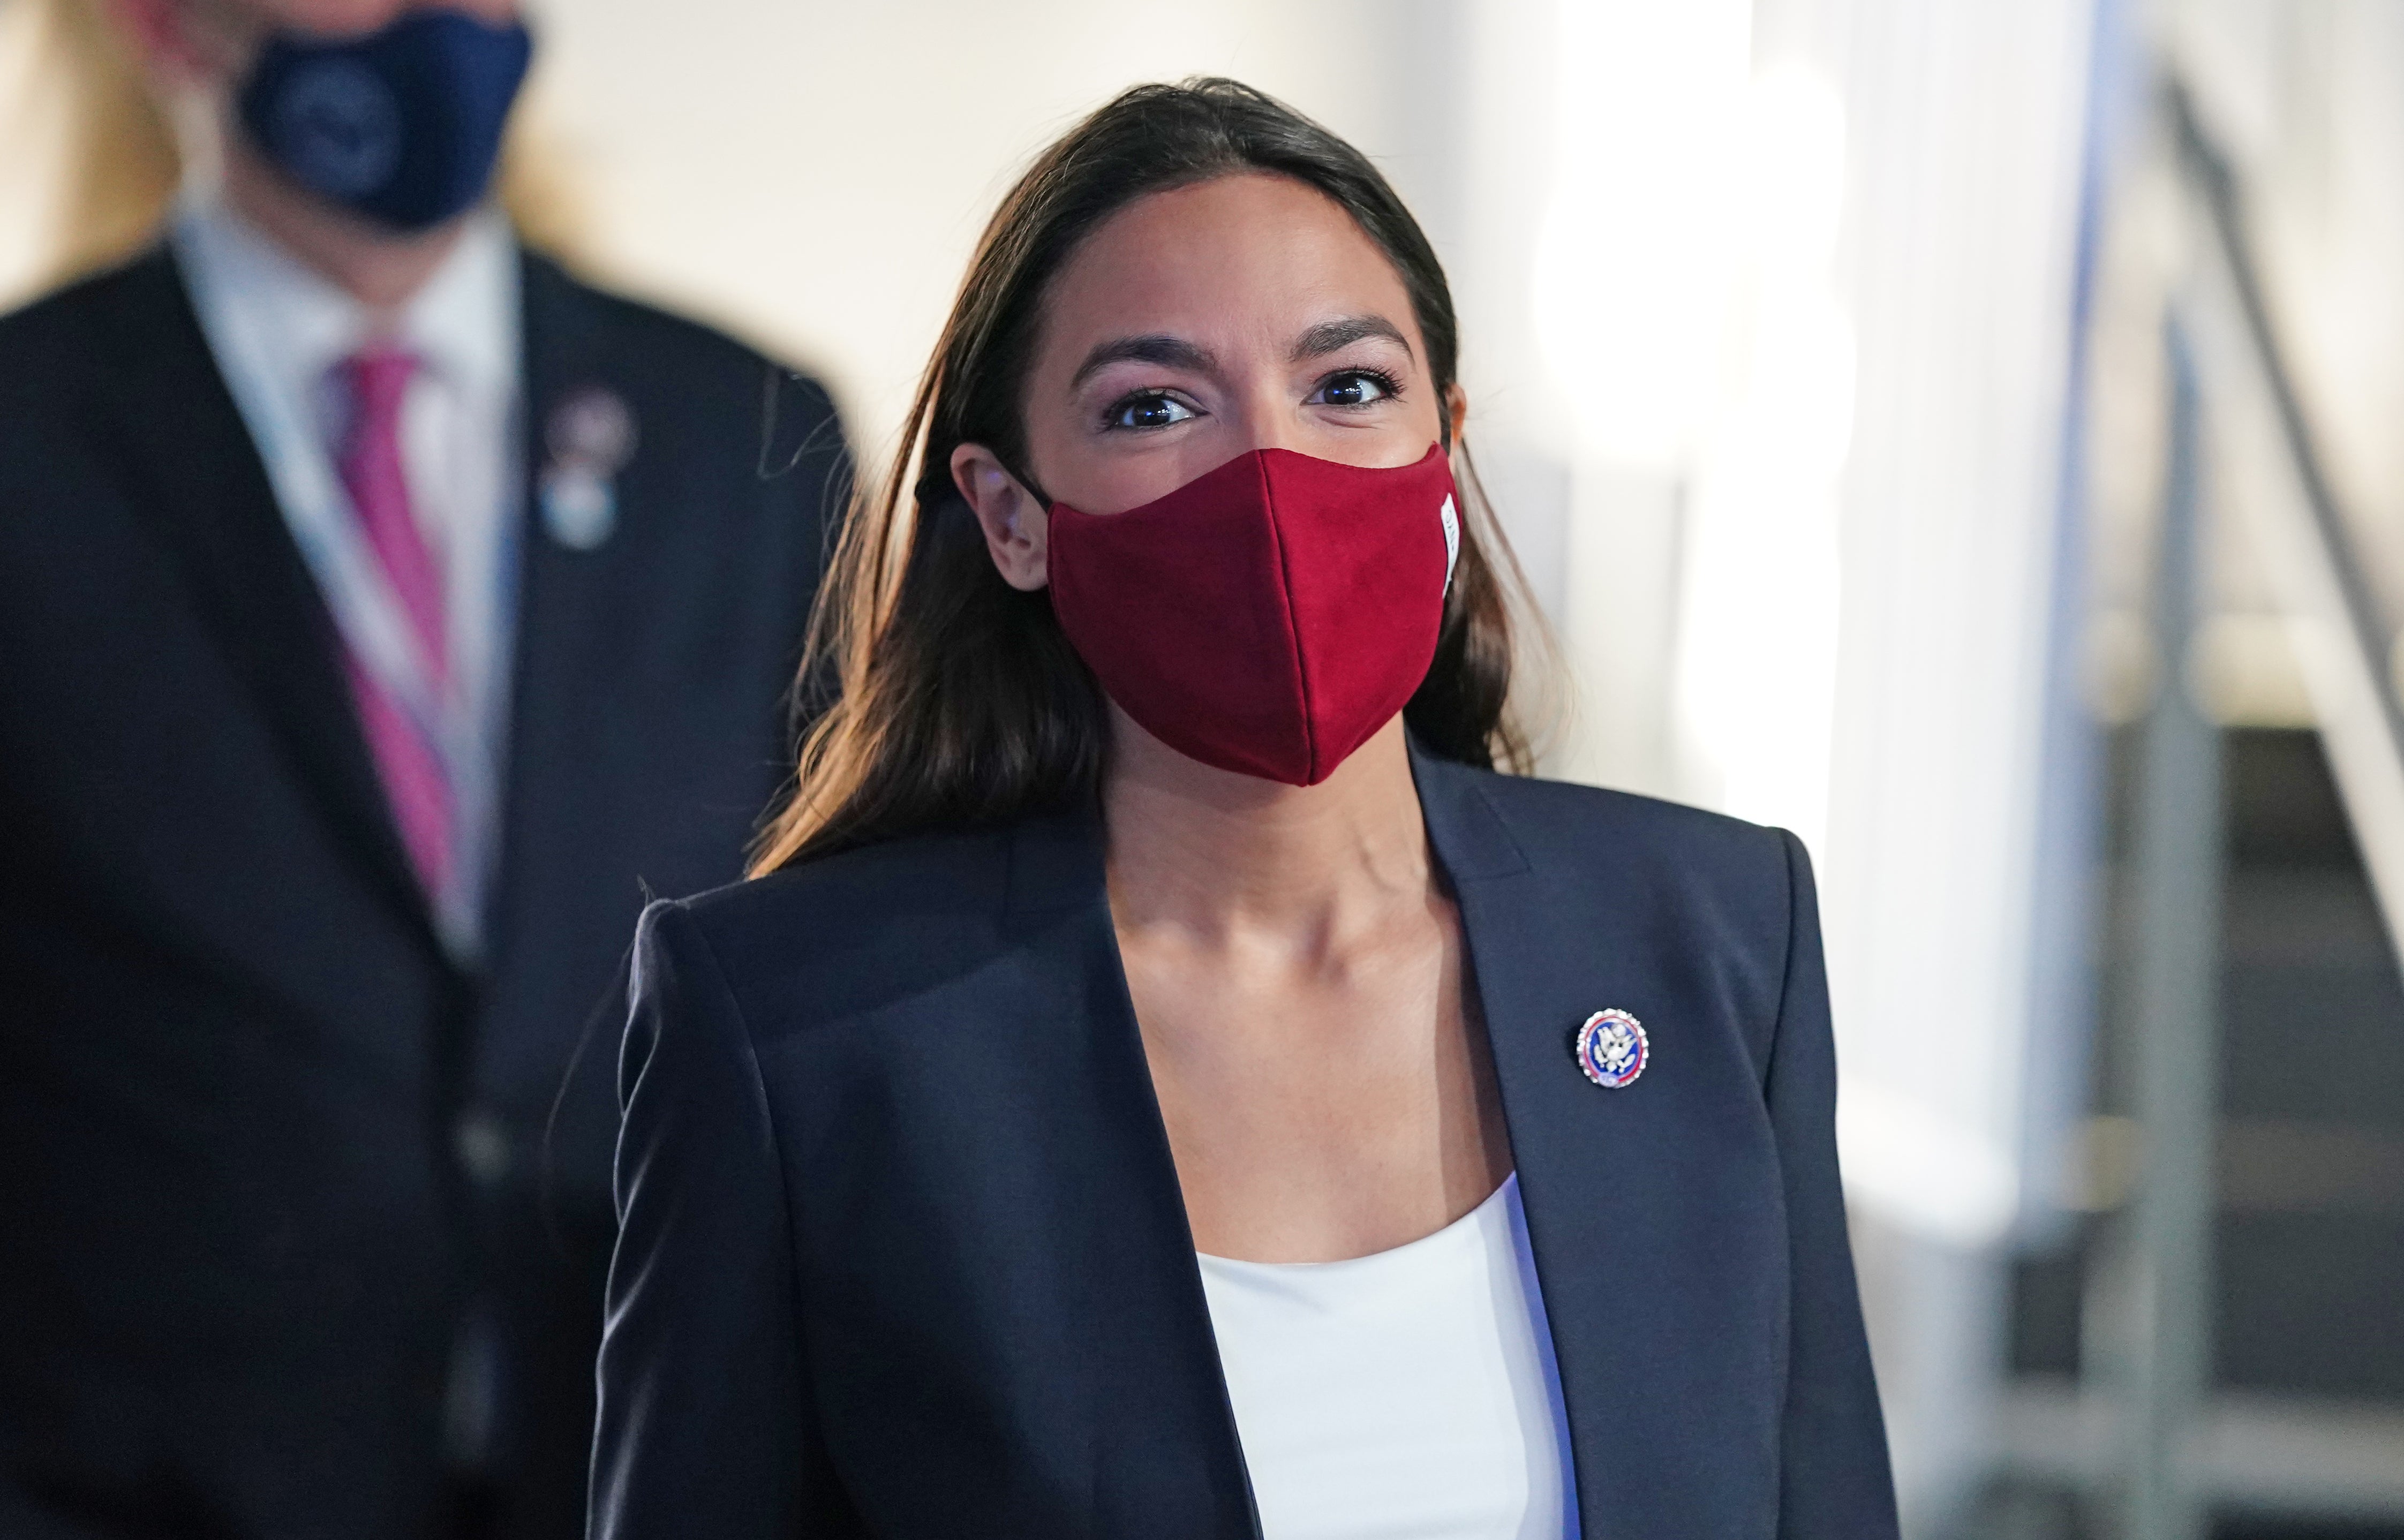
[0, 0, 845, 1534]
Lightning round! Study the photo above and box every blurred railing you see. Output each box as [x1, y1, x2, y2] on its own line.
[2169, 80, 2404, 972]
[2021, 74, 2404, 1540]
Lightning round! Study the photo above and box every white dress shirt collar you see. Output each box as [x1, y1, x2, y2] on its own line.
[172, 194, 520, 412]
[171, 194, 524, 962]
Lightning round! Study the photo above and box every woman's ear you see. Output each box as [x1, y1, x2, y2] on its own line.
[1445, 383, 1469, 447]
[950, 442, 1050, 591]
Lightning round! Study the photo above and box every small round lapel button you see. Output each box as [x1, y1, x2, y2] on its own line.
[1574, 1009, 1648, 1089]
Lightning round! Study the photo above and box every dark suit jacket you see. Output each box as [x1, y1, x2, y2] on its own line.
[591, 749, 1899, 1538]
[0, 245, 845, 1539]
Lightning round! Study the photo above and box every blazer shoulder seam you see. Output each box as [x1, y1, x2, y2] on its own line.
[1762, 826, 1807, 1090]
[660, 899, 770, 1070]
[658, 899, 804, 1233]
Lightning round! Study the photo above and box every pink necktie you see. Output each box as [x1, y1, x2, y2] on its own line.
[334, 345, 453, 902]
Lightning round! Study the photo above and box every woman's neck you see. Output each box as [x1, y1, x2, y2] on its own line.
[1102, 713, 1432, 952]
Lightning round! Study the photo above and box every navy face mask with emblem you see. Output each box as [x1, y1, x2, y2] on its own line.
[238, 9, 533, 233]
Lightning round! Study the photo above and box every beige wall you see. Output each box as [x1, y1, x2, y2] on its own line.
[529, 0, 1452, 459]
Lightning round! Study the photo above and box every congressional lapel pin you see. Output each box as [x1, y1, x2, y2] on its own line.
[1574, 1008, 1648, 1089]
[539, 386, 637, 551]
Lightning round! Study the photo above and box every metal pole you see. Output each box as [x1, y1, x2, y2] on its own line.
[2118, 311, 2222, 1540]
[2172, 75, 2404, 978]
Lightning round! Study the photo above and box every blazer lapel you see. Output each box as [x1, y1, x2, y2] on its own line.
[1000, 808, 1262, 1540]
[484, 253, 596, 969]
[991, 754, 1788, 1535]
[1412, 749, 1789, 1535]
[95, 248, 443, 955]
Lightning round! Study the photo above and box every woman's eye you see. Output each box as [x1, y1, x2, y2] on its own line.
[1107, 393, 1196, 431]
[1312, 371, 1397, 409]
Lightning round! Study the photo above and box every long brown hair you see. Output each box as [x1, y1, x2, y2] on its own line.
[752, 78, 1545, 873]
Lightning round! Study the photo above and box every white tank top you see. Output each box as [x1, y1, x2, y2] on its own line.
[1195, 1175, 1581, 1540]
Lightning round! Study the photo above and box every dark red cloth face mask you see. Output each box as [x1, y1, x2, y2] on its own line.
[1046, 444, 1460, 786]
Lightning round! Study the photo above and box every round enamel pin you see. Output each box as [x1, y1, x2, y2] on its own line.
[1574, 1009, 1648, 1089]
[540, 386, 638, 551]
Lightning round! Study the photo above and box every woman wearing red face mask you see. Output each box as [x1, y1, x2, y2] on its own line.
[588, 80, 1897, 1540]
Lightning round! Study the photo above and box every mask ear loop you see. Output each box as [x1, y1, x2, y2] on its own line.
[1440, 493, 1461, 595]
[990, 455, 1058, 595]
[1435, 413, 1460, 597]
[999, 455, 1053, 513]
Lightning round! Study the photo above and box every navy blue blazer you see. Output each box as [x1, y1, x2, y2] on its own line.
[0, 246, 842, 1539]
[591, 750, 1898, 1538]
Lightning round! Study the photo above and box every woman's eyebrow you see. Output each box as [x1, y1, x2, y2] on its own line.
[1070, 334, 1218, 389]
[1290, 315, 1412, 362]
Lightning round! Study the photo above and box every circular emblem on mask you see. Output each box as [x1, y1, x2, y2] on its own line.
[272, 57, 403, 199]
[1574, 1009, 1648, 1089]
